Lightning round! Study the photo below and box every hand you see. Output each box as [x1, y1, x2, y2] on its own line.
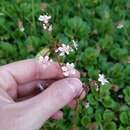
[0, 59, 82, 130]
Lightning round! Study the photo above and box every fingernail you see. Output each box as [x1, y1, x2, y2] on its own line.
[66, 78, 82, 96]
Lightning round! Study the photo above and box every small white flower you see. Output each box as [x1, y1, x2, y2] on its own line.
[72, 40, 78, 50]
[19, 27, 24, 32]
[118, 94, 123, 98]
[50, 59, 53, 63]
[48, 24, 52, 32]
[39, 15, 52, 32]
[94, 82, 99, 91]
[43, 24, 47, 30]
[18, 20, 24, 32]
[39, 56, 44, 63]
[84, 102, 90, 109]
[55, 44, 73, 56]
[117, 22, 124, 29]
[38, 14, 53, 32]
[38, 55, 52, 68]
[98, 74, 109, 85]
[39, 55, 49, 63]
[38, 15, 51, 23]
[96, 86, 99, 91]
[62, 63, 76, 76]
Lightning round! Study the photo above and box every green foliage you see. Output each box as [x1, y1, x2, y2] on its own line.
[124, 65, 130, 84]
[119, 111, 130, 125]
[123, 86, 130, 105]
[99, 84, 110, 97]
[0, 0, 130, 129]
[103, 109, 114, 122]
[81, 47, 99, 67]
[104, 122, 117, 130]
[119, 126, 125, 130]
[63, 16, 90, 39]
[81, 115, 91, 126]
[107, 63, 124, 86]
[110, 47, 128, 63]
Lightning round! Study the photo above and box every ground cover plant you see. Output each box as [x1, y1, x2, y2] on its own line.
[0, 0, 130, 130]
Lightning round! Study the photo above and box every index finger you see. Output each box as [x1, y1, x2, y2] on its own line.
[0, 59, 80, 86]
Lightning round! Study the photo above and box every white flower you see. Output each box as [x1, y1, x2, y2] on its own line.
[38, 55, 52, 68]
[19, 27, 24, 32]
[96, 86, 99, 91]
[38, 15, 51, 23]
[18, 20, 24, 32]
[94, 82, 99, 91]
[55, 44, 73, 56]
[62, 63, 76, 76]
[39, 15, 52, 32]
[39, 55, 49, 63]
[48, 24, 52, 32]
[43, 24, 47, 30]
[117, 22, 124, 29]
[84, 102, 90, 109]
[98, 74, 109, 85]
[72, 40, 78, 50]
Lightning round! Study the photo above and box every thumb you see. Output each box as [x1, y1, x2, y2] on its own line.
[17, 78, 82, 130]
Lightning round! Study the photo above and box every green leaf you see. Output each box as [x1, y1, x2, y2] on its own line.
[96, 4, 110, 19]
[64, 16, 90, 39]
[85, 106, 94, 116]
[123, 87, 130, 105]
[107, 63, 124, 86]
[81, 116, 91, 126]
[87, 94, 97, 106]
[99, 85, 110, 97]
[118, 126, 125, 130]
[87, 66, 100, 79]
[103, 110, 114, 122]
[95, 112, 102, 123]
[110, 47, 128, 63]
[104, 122, 117, 130]
[126, 126, 130, 130]
[102, 96, 118, 109]
[120, 112, 129, 125]
[81, 47, 99, 67]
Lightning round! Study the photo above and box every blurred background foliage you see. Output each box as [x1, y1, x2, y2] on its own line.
[0, 0, 130, 130]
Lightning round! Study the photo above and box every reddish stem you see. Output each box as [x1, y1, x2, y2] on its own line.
[53, 43, 63, 69]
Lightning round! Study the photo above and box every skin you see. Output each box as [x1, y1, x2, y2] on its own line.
[0, 59, 82, 130]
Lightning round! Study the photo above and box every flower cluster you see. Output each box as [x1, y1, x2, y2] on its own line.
[62, 63, 76, 76]
[38, 15, 52, 31]
[55, 40, 78, 56]
[37, 13, 110, 111]
[37, 40, 78, 76]
[55, 44, 74, 56]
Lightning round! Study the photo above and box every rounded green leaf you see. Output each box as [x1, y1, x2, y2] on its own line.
[120, 112, 129, 124]
[103, 110, 114, 122]
[81, 116, 91, 126]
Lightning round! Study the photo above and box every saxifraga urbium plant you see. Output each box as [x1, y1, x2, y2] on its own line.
[36, 14, 112, 130]
[1, 0, 130, 130]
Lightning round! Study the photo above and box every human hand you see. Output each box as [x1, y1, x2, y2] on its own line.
[0, 59, 82, 130]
